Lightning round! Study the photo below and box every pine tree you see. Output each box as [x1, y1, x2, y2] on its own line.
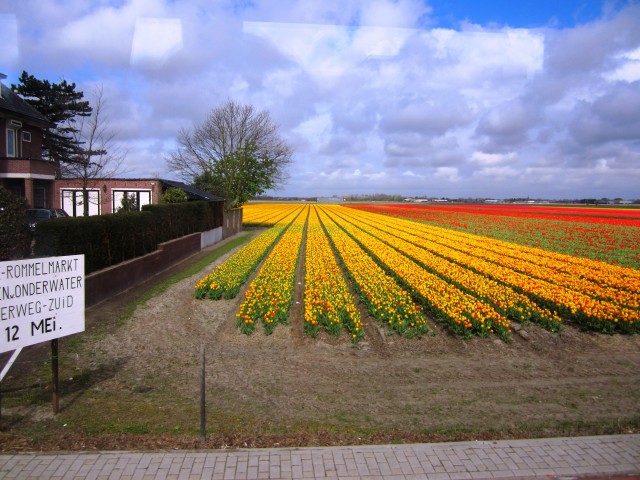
[12, 71, 92, 174]
[118, 193, 138, 212]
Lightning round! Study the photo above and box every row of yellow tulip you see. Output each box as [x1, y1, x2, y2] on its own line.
[194, 207, 303, 299]
[236, 207, 308, 334]
[243, 203, 305, 226]
[334, 208, 562, 332]
[323, 206, 510, 339]
[317, 208, 430, 338]
[342, 206, 638, 333]
[304, 207, 364, 343]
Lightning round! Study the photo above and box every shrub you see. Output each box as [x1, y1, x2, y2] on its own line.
[162, 187, 188, 203]
[34, 201, 222, 273]
[0, 186, 31, 260]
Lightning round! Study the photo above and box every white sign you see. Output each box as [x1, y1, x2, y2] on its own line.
[0, 255, 85, 353]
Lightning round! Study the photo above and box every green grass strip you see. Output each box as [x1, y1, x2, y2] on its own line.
[118, 233, 252, 324]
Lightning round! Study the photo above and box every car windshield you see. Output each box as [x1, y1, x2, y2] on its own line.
[27, 210, 51, 220]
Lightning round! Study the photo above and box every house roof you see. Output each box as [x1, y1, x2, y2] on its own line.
[0, 82, 53, 128]
[160, 179, 224, 202]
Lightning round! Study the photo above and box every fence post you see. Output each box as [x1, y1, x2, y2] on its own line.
[200, 344, 206, 442]
[52, 339, 60, 414]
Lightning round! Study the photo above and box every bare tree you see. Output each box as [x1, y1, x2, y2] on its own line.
[166, 100, 293, 210]
[62, 85, 127, 216]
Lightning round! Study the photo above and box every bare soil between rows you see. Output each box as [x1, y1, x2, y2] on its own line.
[1, 232, 639, 452]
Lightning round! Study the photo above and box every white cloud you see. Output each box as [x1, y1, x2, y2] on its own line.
[292, 111, 333, 152]
[473, 166, 519, 179]
[261, 67, 303, 97]
[427, 27, 544, 85]
[48, 3, 141, 66]
[3, 0, 640, 199]
[434, 167, 460, 182]
[130, 17, 183, 68]
[0, 14, 19, 67]
[604, 47, 640, 82]
[470, 152, 517, 167]
[352, 26, 413, 58]
[359, 0, 430, 28]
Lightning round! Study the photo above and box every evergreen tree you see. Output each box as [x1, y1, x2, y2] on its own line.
[118, 193, 138, 212]
[12, 71, 92, 173]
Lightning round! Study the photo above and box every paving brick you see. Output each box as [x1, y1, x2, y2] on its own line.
[2, 434, 640, 479]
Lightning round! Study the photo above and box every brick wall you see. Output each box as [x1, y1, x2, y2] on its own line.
[85, 232, 201, 307]
[0, 158, 56, 177]
[55, 178, 159, 214]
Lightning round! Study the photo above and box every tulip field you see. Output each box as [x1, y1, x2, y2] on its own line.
[196, 203, 640, 341]
[349, 203, 640, 270]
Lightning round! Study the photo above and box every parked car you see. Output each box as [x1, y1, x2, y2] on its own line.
[27, 208, 70, 233]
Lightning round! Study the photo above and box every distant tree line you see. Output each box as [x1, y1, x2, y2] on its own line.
[250, 195, 640, 204]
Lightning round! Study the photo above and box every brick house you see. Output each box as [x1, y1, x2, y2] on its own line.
[0, 73, 56, 208]
[54, 177, 239, 240]
[55, 177, 222, 216]
[1, 74, 232, 234]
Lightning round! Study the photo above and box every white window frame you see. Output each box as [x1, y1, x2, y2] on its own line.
[22, 131, 32, 143]
[6, 128, 17, 157]
[112, 189, 152, 212]
[61, 188, 101, 216]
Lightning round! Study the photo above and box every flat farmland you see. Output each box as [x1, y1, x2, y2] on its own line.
[1, 203, 638, 451]
[231, 203, 639, 339]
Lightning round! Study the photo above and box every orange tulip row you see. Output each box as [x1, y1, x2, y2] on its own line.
[425, 225, 640, 308]
[322, 206, 510, 339]
[335, 208, 562, 332]
[317, 208, 430, 338]
[341, 206, 638, 333]
[304, 207, 364, 343]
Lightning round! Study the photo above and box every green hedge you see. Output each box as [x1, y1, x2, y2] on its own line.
[0, 186, 31, 260]
[34, 201, 221, 274]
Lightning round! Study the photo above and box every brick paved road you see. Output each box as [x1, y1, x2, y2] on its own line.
[1, 434, 639, 479]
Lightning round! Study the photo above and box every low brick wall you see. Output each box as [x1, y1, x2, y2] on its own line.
[85, 232, 201, 307]
[85, 210, 243, 307]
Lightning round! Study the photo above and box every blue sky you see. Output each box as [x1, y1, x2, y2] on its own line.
[1, 0, 639, 199]
[428, 0, 606, 28]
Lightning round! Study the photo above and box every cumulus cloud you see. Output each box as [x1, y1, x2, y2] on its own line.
[130, 17, 183, 68]
[434, 167, 461, 182]
[605, 47, 640, 82]
[3, 0, 640, 199]
[0, 14, 19, 67]
[470, 152, 518, 167]
[569, 83, 640, 145]
[476, 99, 537, 149]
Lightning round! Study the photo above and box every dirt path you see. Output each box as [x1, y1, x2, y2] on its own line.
[1, 233, 640, 451]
